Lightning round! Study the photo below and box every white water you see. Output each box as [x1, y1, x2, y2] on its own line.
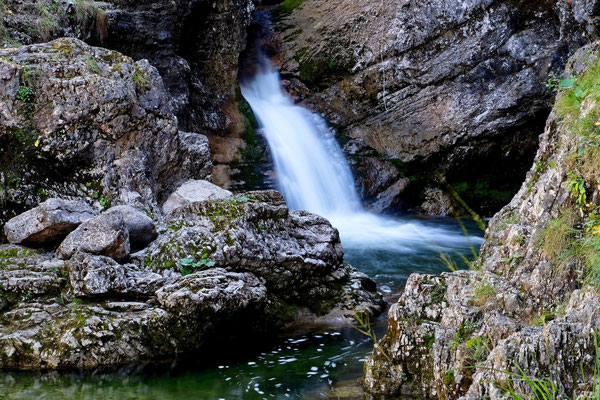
[241, 61, 482, 253]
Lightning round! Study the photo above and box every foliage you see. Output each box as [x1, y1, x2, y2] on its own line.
[15, 85, 34, 103]
[179, 253, 215, 276]
[567, 172, 587, 209]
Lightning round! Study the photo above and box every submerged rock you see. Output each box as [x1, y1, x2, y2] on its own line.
[3, 198, 96, 246]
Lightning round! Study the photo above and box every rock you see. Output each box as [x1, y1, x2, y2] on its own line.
[268, 0, 591, 214]
[104, 0, 256, 135]
[162, 180, 233, 214]
[67, 252, 163, 298]
[57, 213, 130, 261]
[105, 205, 157, 250]
[363, 43, 600, 398]
[156, 268, 267, 315]
[0, 38, 212, 231]
[3, 198, 96, 246]
[0, 189, 384, 371]
[0, 244, 63, 298]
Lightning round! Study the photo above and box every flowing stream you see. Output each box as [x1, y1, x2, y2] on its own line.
[0, 59, 484, 399]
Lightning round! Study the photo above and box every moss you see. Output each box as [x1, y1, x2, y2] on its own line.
[85, 56, 101, 74]
[472, 282, 496, 308]
[132, 66, 149, 94]
[430, 282, 447, 304]
[51, 39, 74, 54]
[272, 0, 304, 18]
[443, 369, 455, 386]
[537, 210, 577, 262]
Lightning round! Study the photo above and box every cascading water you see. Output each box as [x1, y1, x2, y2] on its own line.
[241, 59, 482, 259]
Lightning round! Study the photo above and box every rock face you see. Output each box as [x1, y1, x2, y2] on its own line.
[104, 0, 256, 136]
[0, 38, 212, 232]
[363, 43, 600, 399]
[0, 188, 384, 370]
[268, 0, 594, 214]
[3, 198, 96, 245]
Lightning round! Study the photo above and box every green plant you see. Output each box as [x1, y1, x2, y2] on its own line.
[180, 253, 215, 276]
[15, 86, 34, 103]
[466, 335, 490, 363]
[568, 172, 588, 208]
[473, 282, 497, 307]
[132, 67, 149, 93]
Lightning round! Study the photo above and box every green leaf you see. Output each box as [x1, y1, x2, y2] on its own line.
[180, 258, 194, 266]
[575, 85, 586, 98]
[560, 78, 577, 89]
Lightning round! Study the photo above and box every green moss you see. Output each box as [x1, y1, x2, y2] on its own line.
[443, 369, 455, 386]
[132, 66, 149, 94]
[272, 0, 304, 18]
[85, 56, 101, 74]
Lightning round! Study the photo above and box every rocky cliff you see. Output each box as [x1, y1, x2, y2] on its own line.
[0, 38, 211, 229]
[363, 42, 600, 399]
[268, 0, 595, 215]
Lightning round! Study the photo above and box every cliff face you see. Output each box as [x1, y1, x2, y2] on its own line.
[269, 0, 594, 215]
[0, 38, 211, 230]
[363, 42, 600, 399]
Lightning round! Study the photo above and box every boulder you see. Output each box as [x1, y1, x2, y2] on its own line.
[57, 213, 130, 261]
[105, 205, 157, 250]
[156, 268, 267, 315]
[3, 198, 96, 246]
[162, 180, 233, 214]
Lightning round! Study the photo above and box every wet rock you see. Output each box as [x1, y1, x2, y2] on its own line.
[57, 213, 130, 261]
[105, 205, 157, 250]
[3, 198, 96, 246]
[162, 180, 233, 214]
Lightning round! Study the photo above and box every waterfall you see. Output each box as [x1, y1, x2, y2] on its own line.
[241, 59, 482, 252]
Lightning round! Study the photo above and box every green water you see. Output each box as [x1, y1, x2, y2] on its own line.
[0, 218, 483, 399]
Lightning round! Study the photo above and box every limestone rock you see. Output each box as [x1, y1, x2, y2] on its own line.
[3, 198, 96, 246]
[57, 213, 130, 261]
[0, 38, 211, 230]
[270, 0, 591, 214]
[363, 43, 600, 399]
[162, 180, 233, 214]
[67, 252, 163, 298]
[105, 205, 157, 250]
[156, 268, 267, 315]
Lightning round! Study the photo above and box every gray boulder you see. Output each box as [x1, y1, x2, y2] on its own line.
[105, 205, 157, 250]
[3, 198, 96, 246]
[162, 180, 232, 214]
[156, 268, 267, 315]
[57, 213, 130, 261]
